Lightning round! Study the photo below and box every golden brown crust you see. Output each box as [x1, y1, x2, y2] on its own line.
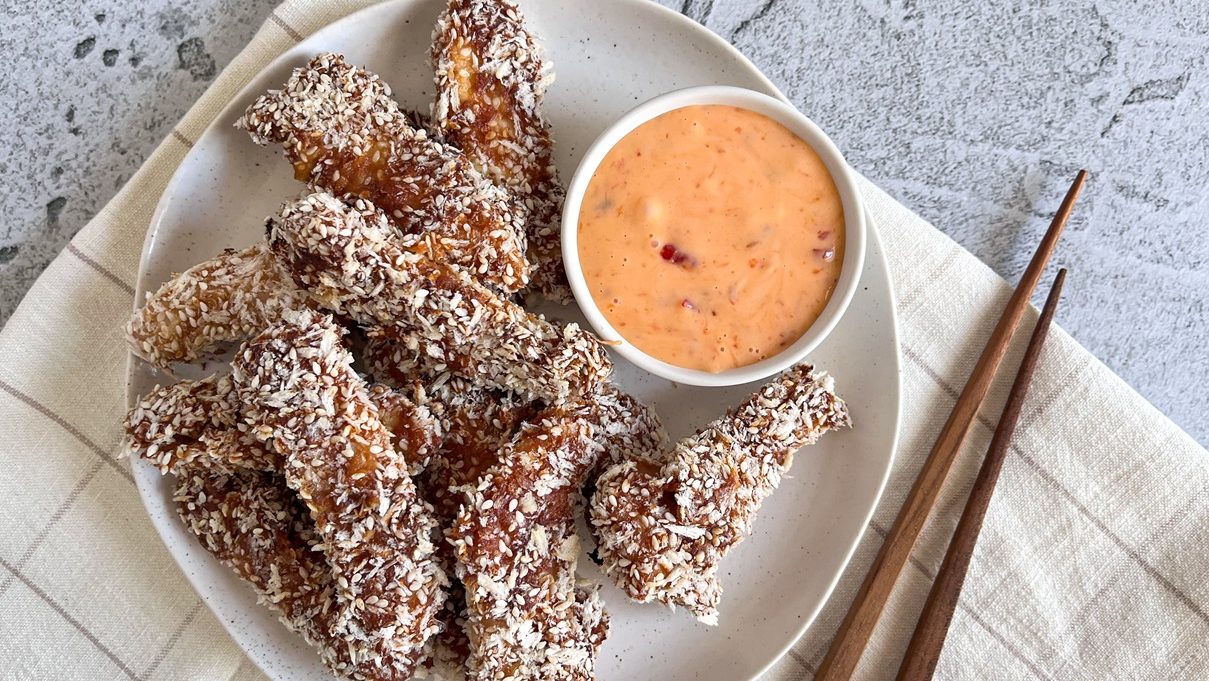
[124, 372, 439, 480]
[240, 52, 530, 293]
[232, 311, 448, 678]
[361, 335, 538, 677]
[268, 191, 611, 403]
[124, 374, 281, 474]
[432, 0, 571, 302]
[450, 404, 609, 680]
[367, 382, 444, 477]
[127, 243, 310, 368]
[590, 364, 850, 623]
[175, 462, 360, 678]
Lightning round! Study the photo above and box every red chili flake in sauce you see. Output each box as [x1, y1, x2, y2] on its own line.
[659, 243, 696, 267]
[817, 230, 832, 240]
[681, 298, 697, 311]
[814, 247, 835, 262]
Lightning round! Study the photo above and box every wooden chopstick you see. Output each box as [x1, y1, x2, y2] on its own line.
[814, 170, 1086, 681]
[896, 268, 1067, 681]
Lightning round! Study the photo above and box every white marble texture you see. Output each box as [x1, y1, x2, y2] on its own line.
[0, 0, 1205, 444]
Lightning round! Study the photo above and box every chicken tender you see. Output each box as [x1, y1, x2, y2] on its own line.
[240, 52, 529, 293]
[590, 364, 850, 624]
[233, 310, 448, 677]
[451, 405, 609, 680]
[127, 243, 309, 368]
[432, 0, 570, 302]
[267, 191, 610, 403]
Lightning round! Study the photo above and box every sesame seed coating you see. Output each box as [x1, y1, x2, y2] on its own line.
[127, 243, 310, 368]
[450, 404, 609, 681]
[360, 335, 667, 680]
[432, 0, 572, 303]
[173, 461, 419, 680]
[267, 191, 611, 404]
[232, 310, 449, 678]
[582, 382, 672, 480]
[128, 371, 447, 680]
[124, 371, 437, 477]
[124, 374, 280, 474]
[240, 52, 530, 294]
[359, 333, 667, 491]
[119, 4, 862, 674]
[589, 364, 851, 624]
[367, 382, 445, 478]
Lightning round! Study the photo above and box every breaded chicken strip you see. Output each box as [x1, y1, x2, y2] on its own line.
[267, 192, 610, 403]
[451, 404, 608, 680]
[175, 461, 421, 680]
[590, 364, 850, 624]
[233, 311, 448, 678]
[432, 0, 570, 302]
[240, 52, 530, 293]
[127, 243, 309, 368]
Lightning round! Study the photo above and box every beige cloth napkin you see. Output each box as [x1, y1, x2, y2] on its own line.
[1, 2, 1205, 679]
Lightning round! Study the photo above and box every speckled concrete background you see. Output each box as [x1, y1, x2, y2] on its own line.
[1, 0, 1205, 445]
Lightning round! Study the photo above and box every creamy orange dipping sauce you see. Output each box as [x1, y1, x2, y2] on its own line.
[578, 104, 845, 372]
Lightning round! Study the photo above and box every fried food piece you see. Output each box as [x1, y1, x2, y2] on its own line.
[174, 463, 332, 667]
[175, 461, 424, 680]
[451, 405, 609, 681]
[367, 383, 444, 477]
[127, 243, 310, 368]
[124, 372, 438, 480]
[590, 364, 850, 624]
[232, 311, 447, 678]
[422, 380, 537, 518]
[420, 378, 534, 681]
[432, 0, 571, 303]
[581, 382, 670, 476]
[131, 372, 443, 680]
[361, 335, 662, 679]
[365, 336, 537, 677]
[240, 52, 529, 293]
[359, 333, 663, 484]
[124, 374, 281, 474]
[268, 191, 611, 403]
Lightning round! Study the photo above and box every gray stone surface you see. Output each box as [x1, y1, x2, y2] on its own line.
[0, 0, 1205, 445]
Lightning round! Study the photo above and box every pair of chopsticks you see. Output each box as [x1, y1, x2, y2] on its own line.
[815, 170, 1087, 681]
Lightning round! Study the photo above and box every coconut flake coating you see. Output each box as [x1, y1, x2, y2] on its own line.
[124, 374, 281, 474]
[367, 382, 445, 477]
[125, 371, 437, 479]
[267, 191, 611, 403]
[127, 243, 310, 368]
[450, 404, 609, 681]
[174, 461, 429, 680]
[129, 372, 442, 680]
[232, 310, 448, 678]
[240, 52, 530, 293]
[581, 382, 671, 478]
[361, 336, 666, 680]
[590, 364, 850, 624]
[432, 0, 571, 303]
[359, 333, 666, 483]
[362, 335, 539, 675]
[418, 376, 533, 680]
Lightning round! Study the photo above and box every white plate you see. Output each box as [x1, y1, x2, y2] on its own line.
[126, 1, 902, 679]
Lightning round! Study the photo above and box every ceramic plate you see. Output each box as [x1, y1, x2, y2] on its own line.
[126, 1, 902, 679]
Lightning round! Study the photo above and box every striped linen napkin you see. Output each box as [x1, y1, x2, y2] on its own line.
[0, 2, 1205, 679]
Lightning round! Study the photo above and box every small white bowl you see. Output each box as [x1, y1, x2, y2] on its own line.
[562, 85, 867, 386]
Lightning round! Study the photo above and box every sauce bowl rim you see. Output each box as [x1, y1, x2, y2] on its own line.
[561, 85, 868, 387]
